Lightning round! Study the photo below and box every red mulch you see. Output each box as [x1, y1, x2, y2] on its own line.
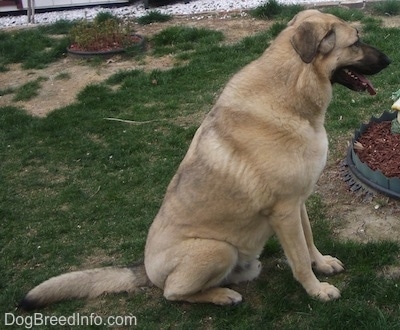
[68, 35, 143, 52]
[68, 42, 124, 52]
[355, 121, 400, 178]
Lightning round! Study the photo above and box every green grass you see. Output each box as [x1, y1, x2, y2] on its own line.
[37, 19, 76, 35]
[250, 0, 304, 20]
[1, 9, 400, 329]
[12, 77, 48, 101]
[93, 11, 120, 24]
[151, 26, 225, 56]
[373, 0, 400, 16]
[0, 87, 14, 96]
[0, 28, 69, 69]
[322, 6, 366, 21]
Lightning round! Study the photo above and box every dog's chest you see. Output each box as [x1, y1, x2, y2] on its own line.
[306, 129, 328, 175]
[259, 125, 328, 196]
[290, 127, 328, 190]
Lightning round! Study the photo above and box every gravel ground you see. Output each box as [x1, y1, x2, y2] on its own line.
[0, 0, 370, 29]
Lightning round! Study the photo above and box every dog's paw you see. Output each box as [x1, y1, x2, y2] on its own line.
[212, 288, 243, 305]
[309, 282, 341, 302]
[313, 255, 344, 275]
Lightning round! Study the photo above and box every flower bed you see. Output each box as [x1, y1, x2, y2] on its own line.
[347, 111, 400, 200]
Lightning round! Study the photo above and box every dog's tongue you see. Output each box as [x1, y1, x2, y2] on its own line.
[366, 81, 376, 95]
[350, 70, 376, 95]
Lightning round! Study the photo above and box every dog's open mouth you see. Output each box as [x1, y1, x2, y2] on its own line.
[332, 67, 376, 95]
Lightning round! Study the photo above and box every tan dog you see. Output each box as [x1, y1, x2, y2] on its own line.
[20, 10, 390, 310]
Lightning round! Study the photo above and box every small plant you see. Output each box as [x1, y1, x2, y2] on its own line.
[68, 13, 138, 52]
[137, 11, 172, 25]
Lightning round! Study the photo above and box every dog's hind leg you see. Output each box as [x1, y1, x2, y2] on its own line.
[162, 239, 243, 305]
[222, 259, 262, 285]
[269, 202, 340, 302]
[300, 204, 344, 275]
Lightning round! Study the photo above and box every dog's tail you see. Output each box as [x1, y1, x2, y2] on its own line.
[19, 264, 151, 310]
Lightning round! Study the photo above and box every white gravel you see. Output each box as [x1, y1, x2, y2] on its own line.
[0, 0, 369, 29]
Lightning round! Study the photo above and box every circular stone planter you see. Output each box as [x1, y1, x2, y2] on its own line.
[346, 111, 400, 200]
[67, 34, 145, 58]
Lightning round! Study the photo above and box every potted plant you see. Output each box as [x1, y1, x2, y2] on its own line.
[67, 12, 144, 57]
[345, 89, 400, 200]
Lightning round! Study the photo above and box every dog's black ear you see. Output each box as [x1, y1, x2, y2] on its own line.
[291, 22, 335, 63]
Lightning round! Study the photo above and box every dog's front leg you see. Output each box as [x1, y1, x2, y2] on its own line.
[300, 203, 344, 275]
[269, 203, 340, 301]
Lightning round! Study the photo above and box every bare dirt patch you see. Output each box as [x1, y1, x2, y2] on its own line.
[317, 165, 400, 243]
[1, 12, 399, 242]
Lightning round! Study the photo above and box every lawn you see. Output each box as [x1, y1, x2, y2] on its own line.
[1, 3, 400, 329]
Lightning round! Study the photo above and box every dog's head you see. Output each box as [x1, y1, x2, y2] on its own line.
[288, 10, 391, 95]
